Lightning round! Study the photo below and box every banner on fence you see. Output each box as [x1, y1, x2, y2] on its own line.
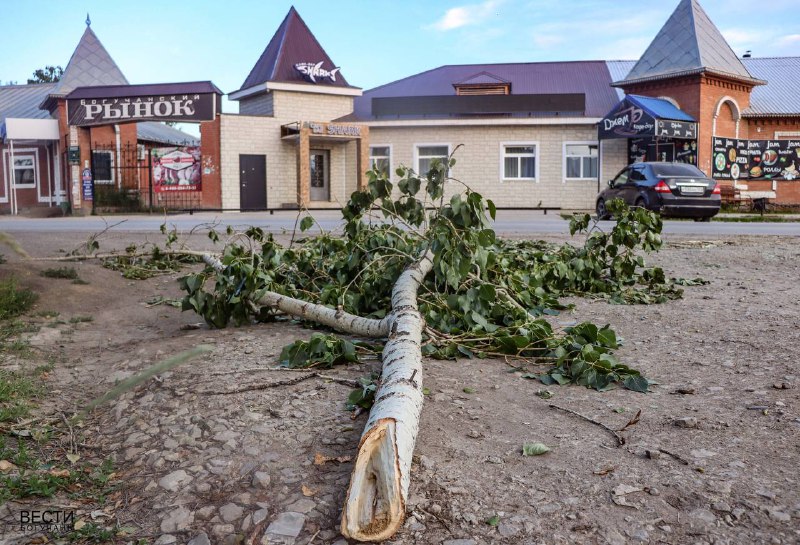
[152, 147, 202, 192]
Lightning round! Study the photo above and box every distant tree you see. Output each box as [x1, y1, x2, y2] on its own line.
[28, 66, 64, 84]
[1, 79, 19, 86]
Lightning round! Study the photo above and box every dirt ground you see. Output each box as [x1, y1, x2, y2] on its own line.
[0, 229, 798, 545]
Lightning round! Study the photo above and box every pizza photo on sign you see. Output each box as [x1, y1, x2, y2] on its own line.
[152, 147, 201, 192]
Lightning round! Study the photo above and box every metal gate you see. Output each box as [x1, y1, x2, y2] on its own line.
[90, 142, 205, 213]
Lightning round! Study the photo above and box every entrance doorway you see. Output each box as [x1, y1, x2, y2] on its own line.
[310, 150, 329, 201]
[239, 154, 266, 210]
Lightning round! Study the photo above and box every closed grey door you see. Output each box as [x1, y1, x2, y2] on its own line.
[239, 154, 266, 210]
[310, 150, 329, 201]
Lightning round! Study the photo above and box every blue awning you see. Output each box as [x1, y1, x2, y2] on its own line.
[626, 95, 695, 122]
[599, 95, 697, 140]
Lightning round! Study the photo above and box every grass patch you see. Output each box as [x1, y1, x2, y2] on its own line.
[40, 267, 80, 280]
[34, 310, 60, 318]
[71, 278, 90, 285]
[69, 315, 94, 324]
[0, 278, 37, 320]
[0, 369, 42, 423]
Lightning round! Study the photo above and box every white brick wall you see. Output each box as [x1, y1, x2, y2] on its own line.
[220, 90, 357, 209]
[369, 125, 628, 210]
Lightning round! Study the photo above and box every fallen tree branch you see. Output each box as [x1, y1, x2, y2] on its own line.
[341, 251, 434, 541]
[549, 403, 626, 447]
[209, 372, 320, 395]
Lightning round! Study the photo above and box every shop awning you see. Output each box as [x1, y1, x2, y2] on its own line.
[1, 118, 60, 142]
[599, 95, 696, 140]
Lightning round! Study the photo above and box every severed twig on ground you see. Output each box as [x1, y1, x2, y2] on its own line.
[617, 409, 642, 432]
[549, 403, 629, 447]
[206, 371, 359, 395]
[658, 447, 690, 465]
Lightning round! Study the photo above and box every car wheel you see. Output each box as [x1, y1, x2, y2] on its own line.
[596, 199, 610, 220]
[634, 197, 646, 209]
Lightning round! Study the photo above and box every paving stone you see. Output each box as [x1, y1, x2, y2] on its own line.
[263, 512, 306, 544]
[286, 498, 316, 514]
[219, 502, 244, 522]
[154, 536, 177, 545]
[160, 506, 194, 533]
[158, 469, 192, 492]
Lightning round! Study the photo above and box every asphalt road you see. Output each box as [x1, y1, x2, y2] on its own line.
[0, 210, 798, 236]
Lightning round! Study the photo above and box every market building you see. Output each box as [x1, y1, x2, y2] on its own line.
[0, 22, 221, 215]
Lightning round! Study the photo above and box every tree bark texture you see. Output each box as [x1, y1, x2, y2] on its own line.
[340, 251, 433, 541]
[203, 251, 435, 541]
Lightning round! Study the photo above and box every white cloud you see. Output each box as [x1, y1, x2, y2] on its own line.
[429, 0, 503, 31]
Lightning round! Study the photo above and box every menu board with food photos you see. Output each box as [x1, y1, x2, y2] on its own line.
[628, 137, 697, 165]
[712, 137, 800, 181]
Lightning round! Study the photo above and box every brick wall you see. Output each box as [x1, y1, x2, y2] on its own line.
[200, 116, 222, 208]
[369, 124, 626, 209]
[272, 90, 353, 121]
[220, 90, 359, 209]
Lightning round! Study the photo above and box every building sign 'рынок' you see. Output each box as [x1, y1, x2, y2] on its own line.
[67, 94, 216, 127]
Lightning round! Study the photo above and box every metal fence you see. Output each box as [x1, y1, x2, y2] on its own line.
[90, 142, 204, 213]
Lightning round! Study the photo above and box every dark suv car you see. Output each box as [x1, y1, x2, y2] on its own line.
[596, 162, 721, 221]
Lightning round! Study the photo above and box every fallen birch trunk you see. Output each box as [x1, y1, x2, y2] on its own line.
[340, 251, 433, 541]
[204, 252, 434, 541]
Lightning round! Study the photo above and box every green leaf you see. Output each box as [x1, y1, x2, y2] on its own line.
[463, 387, 476, 394]
[487, 199, 497, 220]
[522, 442, 551, 456]
[299, 216, 314, 232]
[486, 515, 500, 527]
[623, 375, 650, 393]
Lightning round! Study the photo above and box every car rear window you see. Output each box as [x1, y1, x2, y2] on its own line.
[651, 164, 705, 177]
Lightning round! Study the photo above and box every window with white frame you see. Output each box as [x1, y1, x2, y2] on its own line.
[564, 143, 599, 179]
[92, 150, 114, 184]
[502, 144, 536, 179]
[369, 146, 391, 177]
[416, 145, 449, 175]
[11, 155, 37, 188]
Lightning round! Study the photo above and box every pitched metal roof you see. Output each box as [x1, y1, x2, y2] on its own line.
[627, 94, 695, 121]
[137, 122, 199, 146]
[238, 7, 353, 92]
[66, 81, 222, 100]
[0, 83, 57, 123]
[50, 27, 129, 97]
[618, 0, 759, 85]
[351, 61, 621, 120]
[742, 57, 800, 116]
[605, 61, 635, 99]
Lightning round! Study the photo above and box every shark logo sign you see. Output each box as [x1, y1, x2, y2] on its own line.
[294, 62, 341, 83]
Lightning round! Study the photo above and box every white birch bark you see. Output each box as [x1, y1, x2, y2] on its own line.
[204, 251, 436, 541]
[340, 251, 433, 541]
[202, 254, 389, 337]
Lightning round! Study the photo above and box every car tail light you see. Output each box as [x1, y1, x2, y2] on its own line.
[712, 183, 721, 194]
[654, 180, 672, 193]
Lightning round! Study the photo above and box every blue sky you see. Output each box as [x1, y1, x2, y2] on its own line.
[2, 0, 799, 110]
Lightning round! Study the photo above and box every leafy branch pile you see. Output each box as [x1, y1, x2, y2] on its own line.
[180, 159, 692, 393]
